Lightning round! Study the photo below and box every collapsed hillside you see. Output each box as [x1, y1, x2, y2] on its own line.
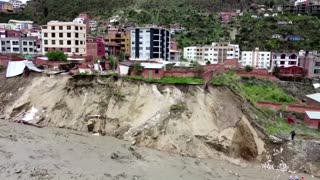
[0, 74, 319, 176]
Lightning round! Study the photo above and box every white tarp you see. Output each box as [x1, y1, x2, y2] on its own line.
[6, 60, 44, 78]
[119, 65, 129, 75]
[313, 83, 320, 89]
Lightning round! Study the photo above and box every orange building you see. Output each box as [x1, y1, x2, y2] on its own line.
[105, 27, 130, 55]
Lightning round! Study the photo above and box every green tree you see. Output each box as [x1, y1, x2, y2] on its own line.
[108, 55, 117, 71]
[133, 62, 143, 72]
[46, 50, 67, 61]
[273, 64, 280, 76]
[206, 61, 211, 65]
[245, 65, 253, 72]
[119, 51, 126, 62]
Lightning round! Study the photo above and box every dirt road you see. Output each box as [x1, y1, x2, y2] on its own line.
[0, 121, 317, 180]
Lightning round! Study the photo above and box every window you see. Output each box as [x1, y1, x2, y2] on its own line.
[80, 27, 83, 30]
[67, 33, 71, 38]
[80, 41, 83, 45]
[75, 33, 78, 38]
[29, 42, 33, 46]
[289, 61, 296, 65]
[75, 26, 78, 30]
[1, 41, 5, 45]
[315, 62, 320, 66]
[75, 40, 79, 45]
[52, 40, 56, 45]
[29, 48, 33, 52]
[59, 40, 63, 45]
[1, 47, 5, 51]
[59, 26, 63, 30]
[13, 47, 19, 52]
[280, 54, 286, 59]
[51, 26, 55, 30]
[44, 48, 48, 52]
[75, 48, 79, 53]
[42, 26, 47, 29]
[67, 40, 71, 45]
[59, 33, 63, 38]
[146, 47, 150, 50]
[290, 54, 297, 59]
[67, 48, 71, 52]
[23, 48, 27, 52]
[67, 26, 71, 30]
[44, 40, 48, 45]
[51, 33, 55, 38]
[23, 41, 27, 46]
[155, 70, 159, 74]
[44, 33, 48, 37]
[314, 69, 320, 74]
[12, 41, 19, 45]
[280, 61, 285, 65]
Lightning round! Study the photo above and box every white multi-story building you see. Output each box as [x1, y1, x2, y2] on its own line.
[130, 27, 170, 61]
[183, 42, 240, 65]
[89, 20, 97, 31]
[271, 52, 299, 70]
[241, 48, 271, 68]
[0, 37, 37, 54]
[8, 19, 33, 31]
[9, 0, 23, 9]
[41, 21, 87, 55]
[183, 46, 197, 61]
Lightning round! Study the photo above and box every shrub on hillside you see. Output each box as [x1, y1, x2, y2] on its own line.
[46, 50, 67, 61]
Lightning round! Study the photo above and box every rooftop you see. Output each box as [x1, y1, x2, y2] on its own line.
[141, 63, 164, 69]
[306, 111, 320, 119]
[306, 93, 320, 103]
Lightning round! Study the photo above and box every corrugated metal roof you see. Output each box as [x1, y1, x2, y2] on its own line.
[306, 93, 320, 103]
[306, 111, 320, 119]
[141, 63, 164, 69]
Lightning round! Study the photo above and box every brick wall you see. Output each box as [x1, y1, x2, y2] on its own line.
[304, 114, 320, 129]
[256, 101, 283, 111]
[236, 72, 279, 81]
[306, 97, 320, 108]
[142, 68, 164, 79]
[287, 104, 320, 113]
[164, 70, 197, 78]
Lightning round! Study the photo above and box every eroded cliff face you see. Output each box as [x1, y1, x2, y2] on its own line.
[0, 75, 266, 161]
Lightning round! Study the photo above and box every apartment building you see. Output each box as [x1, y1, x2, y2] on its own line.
[299, 53, 320, 78]
[41, 21, 87, 56]
[90, 20, 97, 31]
[0, 37, 36, 54]
[183, 42, 239, 64]
[271, 52, 299, 70]
[0, 2, 13, 12]
[105, 27, 130, 55]
[130, 27, 170, 61]
[73, 13, 90, 33]
[8, 19, 33, 31]
[86, 36, 106, 58]
[241, 48, 271, 68]
[183, 46, 197, 61]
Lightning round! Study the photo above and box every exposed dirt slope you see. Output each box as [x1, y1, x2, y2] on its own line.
[1, 75, 265, 161]
[1, 74, 320, 177]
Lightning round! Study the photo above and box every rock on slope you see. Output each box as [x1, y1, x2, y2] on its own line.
[1, 75, 266, 161]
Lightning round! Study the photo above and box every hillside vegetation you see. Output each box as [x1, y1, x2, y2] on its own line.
[236, 13, 320, 51]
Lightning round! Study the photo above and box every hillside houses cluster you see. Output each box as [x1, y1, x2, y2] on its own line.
[1, 10, 320, 81]
[0, 0, 26, 13]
